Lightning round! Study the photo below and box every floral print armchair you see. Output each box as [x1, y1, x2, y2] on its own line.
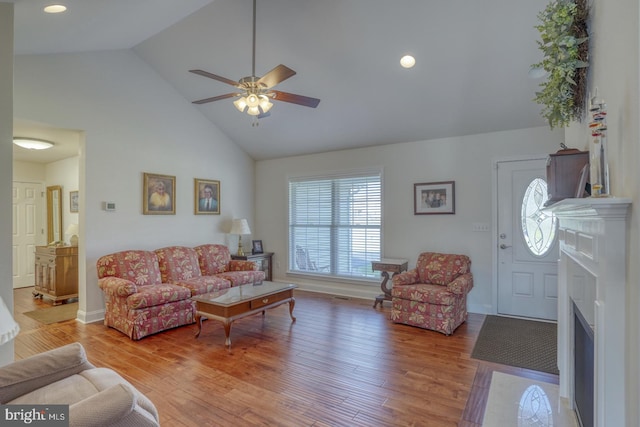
[390, 252, 473, 335]
[97, 250, 195, 340]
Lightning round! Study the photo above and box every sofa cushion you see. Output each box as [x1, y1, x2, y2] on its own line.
[97, 250, 162, 286]
[177, 276, 231, 296]
[126, 284, 192, 309]
[9, 368, 157, 422]
[217, 270, 266, 287]
[194, 244, 231, 275]
[155, 246, 202, 283]
[417, 252, 471, 286]
[391, 283, 457, 306]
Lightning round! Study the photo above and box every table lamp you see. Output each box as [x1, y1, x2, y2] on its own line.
[0, 296, 19, 346]
[66, 223, 79, 246]
[229, 218, 251, 256]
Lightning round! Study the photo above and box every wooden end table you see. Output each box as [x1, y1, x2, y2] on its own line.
[372, 258, 408, 309]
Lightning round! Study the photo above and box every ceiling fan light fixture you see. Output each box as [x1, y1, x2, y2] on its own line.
[247, 106, 261, 116]
[246, 93, 260, 108]
[259, 95, 273, 113]
[234, 97, 248, 112]
[13, 137, 55, 150]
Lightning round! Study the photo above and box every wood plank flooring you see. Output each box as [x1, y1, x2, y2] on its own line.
[12, 287, 558, 426]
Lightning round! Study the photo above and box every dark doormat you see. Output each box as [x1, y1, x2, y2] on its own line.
[23, 303, 78, 325]
[471, 315, 559, 375]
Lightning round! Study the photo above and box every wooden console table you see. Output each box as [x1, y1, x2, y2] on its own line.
[372, 258, 408, 308]
[33, 245, 78, 305]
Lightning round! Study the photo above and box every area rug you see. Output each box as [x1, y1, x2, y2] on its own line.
[23, 303, 78, 324]
[471, 315, 559, 375]
[482, 371, 577, 427]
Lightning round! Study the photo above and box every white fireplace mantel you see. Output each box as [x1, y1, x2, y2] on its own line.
[547, 197, 631, 427]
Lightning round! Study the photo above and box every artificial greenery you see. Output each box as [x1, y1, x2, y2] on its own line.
[532, 0, 589, 129]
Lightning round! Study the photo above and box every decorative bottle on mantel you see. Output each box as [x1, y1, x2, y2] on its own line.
[589, 89, 609, 197]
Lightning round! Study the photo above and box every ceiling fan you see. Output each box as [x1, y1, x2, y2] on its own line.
[189, 0, 320, 118]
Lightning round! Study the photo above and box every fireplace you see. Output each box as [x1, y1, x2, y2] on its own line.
[547, 198, 630, 427]
[573, 301, 594, 427]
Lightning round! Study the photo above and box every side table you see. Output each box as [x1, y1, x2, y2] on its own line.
[231, 252, 273, 281]
[372, 258, 408, 308]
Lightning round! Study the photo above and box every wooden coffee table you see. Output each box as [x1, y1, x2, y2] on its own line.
[192, 281, 297, 346]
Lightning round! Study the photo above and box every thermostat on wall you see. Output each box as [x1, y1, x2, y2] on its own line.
[103, 201, 116, 211]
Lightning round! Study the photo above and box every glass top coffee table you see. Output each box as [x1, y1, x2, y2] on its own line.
[192, 281, 297, 346]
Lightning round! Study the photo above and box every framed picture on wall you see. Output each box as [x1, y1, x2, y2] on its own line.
[69, 191, 79, 213]
[194, 178, 220, 215]
[414, 181, 455, 215]
[143, 173, 176, 215]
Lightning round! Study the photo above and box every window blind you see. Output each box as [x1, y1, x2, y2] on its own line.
[289, 171, 381, 279]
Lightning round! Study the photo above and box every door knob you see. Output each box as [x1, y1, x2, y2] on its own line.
[499, 243, 511, 249]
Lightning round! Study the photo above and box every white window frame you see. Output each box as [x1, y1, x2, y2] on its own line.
[288, 168, 383, 281]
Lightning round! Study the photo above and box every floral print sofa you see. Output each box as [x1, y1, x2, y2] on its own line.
[96, 244, 265, 340]
[390, 252, 473, 335]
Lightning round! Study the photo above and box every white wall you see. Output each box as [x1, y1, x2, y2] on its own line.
[13, 160, 45, 183]
[14, 50, 256, 323]
[564, 0, 639, 424]
[0, 2, 13, 366]
[255, 126, 563, 313]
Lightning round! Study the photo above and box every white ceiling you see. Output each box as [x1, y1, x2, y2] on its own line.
[12, 0, 549, 161]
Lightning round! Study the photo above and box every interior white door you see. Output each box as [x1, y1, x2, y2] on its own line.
[12, 182, 44, 288]
[497, 159, 558, 320]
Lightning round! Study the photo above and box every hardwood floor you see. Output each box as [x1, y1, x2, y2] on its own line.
[12, 287, 558, 426]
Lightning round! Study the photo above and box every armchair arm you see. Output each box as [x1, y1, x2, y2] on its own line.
[0, 343, 95, 403]
[228, 260, 259, 271]
[98, 277, 138, 297]
[446, 273, 474, 295]
[70, 384, 158, 427]
[391, 269, 420, 286]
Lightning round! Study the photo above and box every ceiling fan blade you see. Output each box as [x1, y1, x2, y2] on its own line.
[189, 69, 240, 87]
[192, 93, 238, 105]
[257, 64, 296, 88]
[271, 90, 321, 108]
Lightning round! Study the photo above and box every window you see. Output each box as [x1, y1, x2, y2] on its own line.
[521, 178, 557, 256]
[289, 171, 381, 279]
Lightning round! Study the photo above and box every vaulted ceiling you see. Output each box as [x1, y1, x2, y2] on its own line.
[13, 0, 550, 161]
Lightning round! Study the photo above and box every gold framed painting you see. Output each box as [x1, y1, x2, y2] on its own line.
[69, 191, 79, 213]
[194, 178, 220, 215]
[143, 173, 176, 215]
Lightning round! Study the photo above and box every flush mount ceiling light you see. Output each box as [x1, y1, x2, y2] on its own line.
[44, 4, 67, 13]
[13, 137, 55, 150]
[400, 55, 416, 69]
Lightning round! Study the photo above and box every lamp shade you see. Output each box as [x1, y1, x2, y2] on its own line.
[229, 218, 251, 235]
[0, 297, 19, 345]
[66, 223, 79, 236]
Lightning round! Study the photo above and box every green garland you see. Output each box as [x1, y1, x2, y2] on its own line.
[532, 0, 589, 129]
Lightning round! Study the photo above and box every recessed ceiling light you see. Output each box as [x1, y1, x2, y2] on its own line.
[400, 55, 416, 69]
[13, 138, 55, 150]
[44, 5, 67, 14]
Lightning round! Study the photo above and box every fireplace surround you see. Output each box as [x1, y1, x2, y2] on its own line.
[547, 198, 631, 427]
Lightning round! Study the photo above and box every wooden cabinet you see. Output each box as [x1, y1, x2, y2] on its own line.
[545, 148, 590, 206]
[231, 252, 274, 281]
[34, 245, 78, 305]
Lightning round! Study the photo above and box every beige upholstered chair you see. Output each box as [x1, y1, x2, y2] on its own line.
[390, 252, 473, 335]
[0, 343, 160, 427]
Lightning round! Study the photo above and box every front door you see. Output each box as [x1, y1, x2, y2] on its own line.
[12, 181, 44, 288]
[497, 158, 558, 320]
